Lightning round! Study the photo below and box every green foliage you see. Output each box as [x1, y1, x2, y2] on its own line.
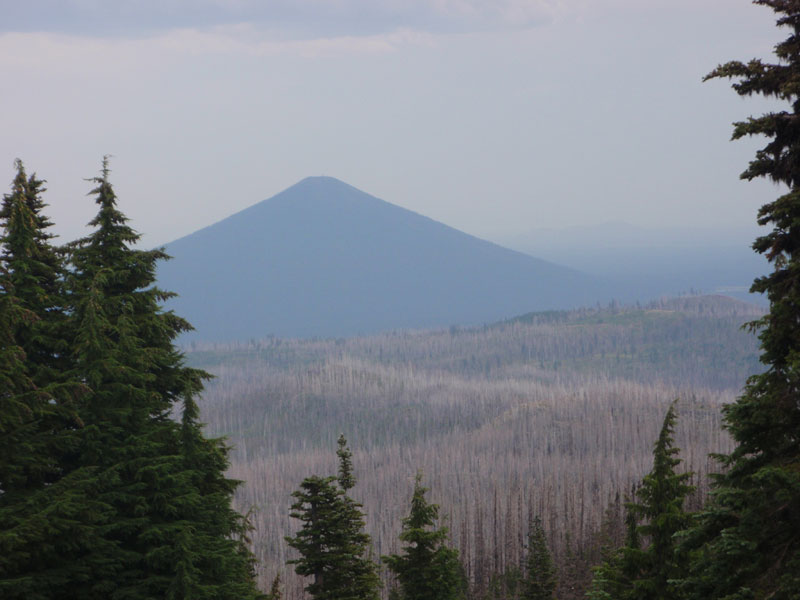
[383, 472, 464, 600]
[337, 432, 356, 491]
[265, 573, 282, 600]
[483, 565, 523, 600]
[0, 160, 70, 380]
[286, 437, 380, 600]
[0, 159, 262, 599]
[627, 402, 694, 599]
[679, 2, 800, 598]
[522, 516, 556, 600]
[587, 498, 640, 600]
[0, 159, 78, 491]
[0, 280, 34, 489]
[588, 403, 693, 600]
[67, 158, 260, 599]
[0, 160, 103, 600]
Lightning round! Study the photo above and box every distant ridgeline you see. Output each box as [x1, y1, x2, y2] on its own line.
[158, 176, 611, 341]
[188, 294, 763, 393]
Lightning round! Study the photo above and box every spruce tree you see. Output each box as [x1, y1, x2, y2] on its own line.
[286, 436, 380, 600]
[383, 472, 464, 600]
[522, 516, 556, 600]
[681, 2, 800, 597]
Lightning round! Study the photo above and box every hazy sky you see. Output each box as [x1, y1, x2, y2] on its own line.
[0, 0, 785, 247]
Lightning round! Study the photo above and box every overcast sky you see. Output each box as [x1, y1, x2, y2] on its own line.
[0, 0, 785, 247]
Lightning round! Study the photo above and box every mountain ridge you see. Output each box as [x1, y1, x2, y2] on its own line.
[170, 176, 578, 274]
[158, 176, 606, 341]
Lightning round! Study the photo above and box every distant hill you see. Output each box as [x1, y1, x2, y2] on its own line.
[495, 222, 768, 305]
[157, 176, 606, 341]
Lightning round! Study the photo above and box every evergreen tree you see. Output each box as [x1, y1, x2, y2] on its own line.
[337, 432, 356, 491]
[0, 159, 77, 492]
[522, 516, 556, 600]
[588, 403, 692, 600]
[0, 262, 46, 597]
[1, 159, 261, 598]
[681, 2, 800, 597]
[484, 565, 523, 600]
[0, 160, 70, 381]
[383, 472, 464, 600]
[60, 158, 262, 599]
[0, 161, 105, 600]
[265, 573, 282, 600]
[557, 532, 589, 600]
[626, 401, 693, 599]
[0, 267, 35, 491]
[286, 436, 380, 600]
[586, 501, 640, 600]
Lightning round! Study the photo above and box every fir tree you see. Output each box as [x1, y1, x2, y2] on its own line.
[0, 262, 45, 595]
[626, 401, 693, 600]
[286, 436, 380, 600]
[1, 159, 261, 598]
[0, 161, 104, 600]
[588, 403, 692, 600]
[522, 516, 556, 600]
[337, 432, 356, 491]
[681, 2, 800, 597]
[0, 160, 70, 379]
[61, 158, 262, 599]
[265, 573, 282, 600]
[0, 159, 77, 491]
[383, 472, 464, 600]
[484, 566, 523, 600]
[586, 501, 640, 600]
[557, 531, 591, 600]
[0, 268, 34, 491]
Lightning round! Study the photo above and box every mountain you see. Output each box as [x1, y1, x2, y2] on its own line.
[157, 176, 606, 341]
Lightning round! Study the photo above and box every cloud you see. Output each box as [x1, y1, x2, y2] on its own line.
[3, 0, 561, 38]
[159, 26, 435, 58]
[0, 27, 435, 76]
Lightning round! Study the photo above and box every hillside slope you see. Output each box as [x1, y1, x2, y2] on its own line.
[188, 295, 763, 597]
[158, 176, 605, 340]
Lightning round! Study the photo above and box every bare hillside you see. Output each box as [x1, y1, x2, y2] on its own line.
[188, 296, 763, 598]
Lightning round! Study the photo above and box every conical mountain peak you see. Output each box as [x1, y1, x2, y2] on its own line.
[158, 177, 603, 341]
